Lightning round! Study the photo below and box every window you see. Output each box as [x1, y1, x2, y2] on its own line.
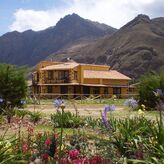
[104, 87, 108, 95]
[83, 86, 90, 95]
[113, 87, 121, 97]
[74, 71, 78, 80]
[61, 86, 68, 94]
[37, 73, 39, 82]
[58, 71, 69, 83]
[47, 86, 53, 93]
[93, 87, 100, 95]
[48, 71, 53, 80]
[59, 71, 69, 79]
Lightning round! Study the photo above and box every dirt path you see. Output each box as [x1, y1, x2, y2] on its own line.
[26, 104, 124, 117]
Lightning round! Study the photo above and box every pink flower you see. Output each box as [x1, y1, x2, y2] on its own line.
[22, 143, 28, 153]
[54, 133, 59, 138]
[90, 155, 103, 164]
[45, 138, 52, 145]
[106, 160, 111, 164]
[69, 149, 79, 160]
[82, 158, 89, 164]
[135, 151, 144, 159]
[27, 126, 34, 134]
[42, 153, 49, 160]
[61, 158, 67, 164]
[73, 159, 82, 164]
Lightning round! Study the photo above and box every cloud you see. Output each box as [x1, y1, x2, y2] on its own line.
[9, 0, 163, 32]
[10, 8, 67, 32]
[143, 0, 164, 17]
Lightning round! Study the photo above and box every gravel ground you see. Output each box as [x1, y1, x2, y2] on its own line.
[26, 104, 124, 117]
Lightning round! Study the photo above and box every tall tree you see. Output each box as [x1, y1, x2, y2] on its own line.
[0, 64, 27, 123]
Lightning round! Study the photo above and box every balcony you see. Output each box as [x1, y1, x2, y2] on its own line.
[44, 77, 70, 84]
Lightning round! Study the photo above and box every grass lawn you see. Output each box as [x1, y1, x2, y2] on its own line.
[35, 124, 75, 135]
[108, 107, 159, 120]
[26, 98, 127, 106]
[1, 98, 160, 138]
[25, 98, 159, 120]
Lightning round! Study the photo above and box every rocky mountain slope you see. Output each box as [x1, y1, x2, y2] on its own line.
[51, 14, 164, 78]
[0, 13, 116, 66]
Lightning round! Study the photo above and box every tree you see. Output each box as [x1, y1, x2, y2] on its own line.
[137, 72, 164, 110]
[0, 64, 27, 123]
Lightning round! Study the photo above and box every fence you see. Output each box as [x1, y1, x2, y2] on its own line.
[27, 93, 139, 105]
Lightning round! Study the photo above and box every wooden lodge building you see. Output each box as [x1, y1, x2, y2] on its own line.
[32, 60, 131, 98]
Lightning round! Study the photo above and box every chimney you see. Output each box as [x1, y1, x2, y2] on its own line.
[67, 57, 71, 61]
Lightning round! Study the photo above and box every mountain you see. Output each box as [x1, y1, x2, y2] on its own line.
[51, 14, 164, 78]
[1, 14, 164, 79]
[0, 13, 116, 66]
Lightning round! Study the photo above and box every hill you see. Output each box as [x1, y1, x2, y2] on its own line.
[51, 14, 164, 78]
[0, 13, 116, 66]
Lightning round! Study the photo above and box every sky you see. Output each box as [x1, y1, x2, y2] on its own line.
[0, 0, 164, 36]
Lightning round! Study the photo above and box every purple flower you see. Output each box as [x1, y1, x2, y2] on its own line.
[102, 104, 116, 128]
[20, 100, 26, 104]
[53, 99, 63, 108]
[104, 105, 116, 112]
[0, 98, 3, 103]
[154, 89, 164, 97]
[102, 111, 108, 128]
[156, 100, 164, 111]
[124, 98, 138, 109]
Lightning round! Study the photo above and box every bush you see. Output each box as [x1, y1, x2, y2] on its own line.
[137, 73, 164, 109]
[15, 109, 29, 119]
[28, 111, 42, 124]
[83, 116, 101, 129]
[51, 111, 85, 128]
[98, 115, 164, 162]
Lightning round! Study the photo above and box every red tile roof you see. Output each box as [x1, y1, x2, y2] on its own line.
[40, 62, 79, 70]
[84, 70, 131, 80]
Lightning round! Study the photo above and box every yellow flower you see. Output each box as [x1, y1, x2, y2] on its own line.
[112, 95, 117, 101]
[138, 109, 145, 116]
[60, 103, 65, 110]
[4, 141, 11, 149]
[61, 144, 64, 150]
[141, 104, 146, 110]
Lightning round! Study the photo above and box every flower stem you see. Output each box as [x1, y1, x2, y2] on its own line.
[58, 108, 64, 164]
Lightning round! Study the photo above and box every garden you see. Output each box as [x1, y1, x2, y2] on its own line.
[0, 64, 164, 164]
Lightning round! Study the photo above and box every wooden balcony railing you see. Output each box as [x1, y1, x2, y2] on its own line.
[44, 78, 70, 84]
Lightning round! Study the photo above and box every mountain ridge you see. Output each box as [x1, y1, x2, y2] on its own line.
[0, 14, 164, 78]
[0, 13, 116, 66]
[50, 14, 164, 78]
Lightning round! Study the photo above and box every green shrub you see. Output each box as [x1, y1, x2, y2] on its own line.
[0, 64, 27, 123]
[0, 115, 5, 125]
[15, 109, 29, 119]
[28, 111, 42, 124]
[83, 116, 101, 129]
[110, 117, 153, 157]
[138, 73, 164, 109]
[50, 111, 84, 128]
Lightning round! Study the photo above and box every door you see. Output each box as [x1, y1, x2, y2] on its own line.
[74, 86, 81, 98]
[83, 86, 90, 96]
[113, 87, 121, 98]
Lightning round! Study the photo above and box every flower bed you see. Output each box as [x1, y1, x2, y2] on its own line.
[0, 96, 164, 163]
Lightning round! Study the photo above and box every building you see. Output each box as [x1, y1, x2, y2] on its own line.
[32, 60, 131, 98]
